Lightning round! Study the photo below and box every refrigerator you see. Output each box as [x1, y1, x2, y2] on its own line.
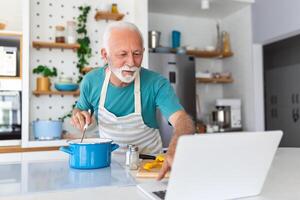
[148, 53, 196, 147]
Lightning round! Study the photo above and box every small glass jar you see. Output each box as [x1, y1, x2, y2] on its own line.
[129, 146, 139, 170]
[111, 3, 119, 13]
[66, 21, 76, 44]
[55, 25, 65, 43]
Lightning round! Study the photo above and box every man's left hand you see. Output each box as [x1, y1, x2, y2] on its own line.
[157, 151, 174, 180]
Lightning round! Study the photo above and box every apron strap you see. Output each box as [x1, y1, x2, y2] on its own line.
[100, 68, 142, 114]
[99, 70, 111, 108]
[134, 72, 141, 114]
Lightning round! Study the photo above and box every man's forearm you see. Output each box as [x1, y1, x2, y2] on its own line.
[168, 112, 195, 155]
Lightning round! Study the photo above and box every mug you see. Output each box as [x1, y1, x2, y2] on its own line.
[172, 30, 181, 48]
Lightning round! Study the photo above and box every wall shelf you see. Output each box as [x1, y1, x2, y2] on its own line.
[187, 50, 233, 58]
[94, 11, 124, 21]
[32, 90, 80, 96]
[196, 77, 233, 84]
[32, 41, 80, 50]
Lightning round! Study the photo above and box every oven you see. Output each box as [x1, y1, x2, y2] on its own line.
[0, 91, 21, 140]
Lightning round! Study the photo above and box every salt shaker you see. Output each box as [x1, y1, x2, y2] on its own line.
[125, 144, 134, 166]
[129, 145, 139, 170]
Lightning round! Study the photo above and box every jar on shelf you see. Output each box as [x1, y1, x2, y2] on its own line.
[222, 31, 232, 56]
[66, 21, 77, 44]
[55, 25, 65, 43]
[111, 3, 119, 13]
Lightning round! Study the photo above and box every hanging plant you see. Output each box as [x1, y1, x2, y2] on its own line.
[76, 5, 92, 83]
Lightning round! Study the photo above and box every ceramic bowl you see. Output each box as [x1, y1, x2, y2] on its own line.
[55, 82, 79, 91]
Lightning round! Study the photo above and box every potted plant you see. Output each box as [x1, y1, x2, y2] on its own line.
[32, 65, 57, 91]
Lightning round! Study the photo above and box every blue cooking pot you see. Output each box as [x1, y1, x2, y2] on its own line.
[60, 138, 119, 169]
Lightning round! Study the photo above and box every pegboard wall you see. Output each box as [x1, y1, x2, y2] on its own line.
[29, 0, 135, 139]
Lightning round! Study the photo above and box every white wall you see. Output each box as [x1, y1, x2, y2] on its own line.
[149, 13, 224, 121]
[134, 0, 148, 68]
[222, 6, 254, 130]
[252, 0, 300, 44]
[0, 0, 22, 31]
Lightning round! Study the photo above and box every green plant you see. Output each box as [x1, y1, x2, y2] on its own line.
[76, 5, 92, 83]
[32, 65, 57, 77]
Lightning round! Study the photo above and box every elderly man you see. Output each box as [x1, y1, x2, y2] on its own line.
[71, 21, 195, 179]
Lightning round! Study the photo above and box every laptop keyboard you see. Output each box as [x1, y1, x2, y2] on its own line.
[153, 190, 166, 200]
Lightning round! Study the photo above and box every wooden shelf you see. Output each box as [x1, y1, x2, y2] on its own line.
[0, 145, 59, 153]
[196, 77, 233, 84]
[32, 41, 80, 50]
[95, 11, 124, 21]
[187, 50, 233, 58]
[32, 90, 80, 96]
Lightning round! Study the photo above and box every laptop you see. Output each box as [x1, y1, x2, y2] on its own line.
[137, 131, 283, 200]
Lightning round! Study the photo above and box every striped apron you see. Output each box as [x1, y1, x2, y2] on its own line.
[98, 70, 162, 154]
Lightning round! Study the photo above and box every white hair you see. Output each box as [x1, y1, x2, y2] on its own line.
[102, 21, 144, 53]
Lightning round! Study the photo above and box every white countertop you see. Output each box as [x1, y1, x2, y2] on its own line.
[1, 148, 300, 200]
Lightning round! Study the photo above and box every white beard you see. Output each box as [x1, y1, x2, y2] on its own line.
[109, 65, 140, 83]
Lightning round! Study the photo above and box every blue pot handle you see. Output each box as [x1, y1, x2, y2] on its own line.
[59, 146, 73, 155]
[111, 143, 119, 152]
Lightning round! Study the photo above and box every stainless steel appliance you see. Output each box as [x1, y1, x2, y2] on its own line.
[212, 106, 231, 131]
[0, 46, 17, 77]
[0, 91, 21, 140]
[149, 53, 196, 147]
[213, 99, 242, 132]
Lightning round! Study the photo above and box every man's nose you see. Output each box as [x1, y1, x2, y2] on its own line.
[126, 54, 135, 66]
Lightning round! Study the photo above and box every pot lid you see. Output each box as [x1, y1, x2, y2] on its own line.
[68, 138, 113, 144]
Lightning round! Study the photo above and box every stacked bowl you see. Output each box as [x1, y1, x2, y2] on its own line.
[55, 76, 79, 91]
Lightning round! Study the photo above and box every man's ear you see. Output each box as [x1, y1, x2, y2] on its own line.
[101, 48, 108, 63]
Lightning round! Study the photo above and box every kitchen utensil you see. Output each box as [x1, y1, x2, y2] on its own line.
[148, 30, 161, 49]
[33, 120, 62, 140]
[60, 138, 119, 169]
[139, 154, 156, 160]
[54, 82, 79, 91]
[80, 109, 91, 143]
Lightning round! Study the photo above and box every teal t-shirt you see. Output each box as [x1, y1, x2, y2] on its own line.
[75, 67, 183, 129]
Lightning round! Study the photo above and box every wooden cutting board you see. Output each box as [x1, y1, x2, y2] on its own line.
[136, 159, 169, 178]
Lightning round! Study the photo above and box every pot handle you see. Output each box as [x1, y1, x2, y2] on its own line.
[111, 143, 119, 152]
[59, 146, 73, 155]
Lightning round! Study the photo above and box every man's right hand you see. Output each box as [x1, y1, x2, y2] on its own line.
[70, 109, 92, 131]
